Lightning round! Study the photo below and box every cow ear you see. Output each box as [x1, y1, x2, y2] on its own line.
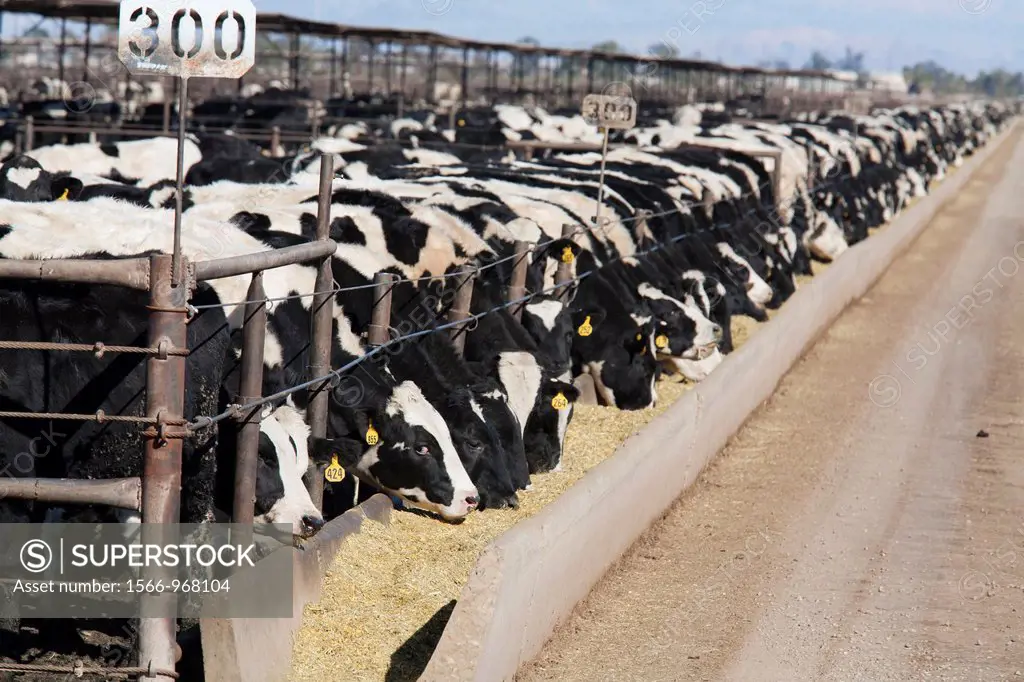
[570, 307, 607, 329]
[545, 380, 580, 404]
[51, 176, 83, 201]
[308, 436, 363, 468]
[539, 238, 582, 265]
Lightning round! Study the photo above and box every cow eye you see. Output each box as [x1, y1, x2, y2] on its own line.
[416, 444, 431, 457]
[465, 439, 484, 453]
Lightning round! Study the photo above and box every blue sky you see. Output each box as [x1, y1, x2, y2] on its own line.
[277, 0, 1022, 75]
[2, 0, 1020, 75]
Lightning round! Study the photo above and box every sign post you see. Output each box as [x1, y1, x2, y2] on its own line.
[117, 3, 255, 679]
[118, 0, 256, 284]
[581, 91, 637, 230]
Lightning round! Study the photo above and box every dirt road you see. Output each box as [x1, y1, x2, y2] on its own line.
[518, 128, 1024, 682]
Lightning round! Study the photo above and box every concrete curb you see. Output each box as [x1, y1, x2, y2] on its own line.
[200, 493, 393, 682]
[419, 120, 1021, 682]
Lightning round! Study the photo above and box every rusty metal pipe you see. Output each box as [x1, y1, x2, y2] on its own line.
[367, 272, 394, 346]
[507, 241, 530, 322]
[193, 241, 336, 281]
[0, 258, 151, 290]
[0, 477, 141, 510]
[138, 253, 188, 682]
[305, 154, 336, 510]
[446, 269, 476, 356]
[233, 272, 267, 526]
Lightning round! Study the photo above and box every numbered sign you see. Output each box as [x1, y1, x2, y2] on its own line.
[581, 94, 638, 130]
[118, 0, 256, 79]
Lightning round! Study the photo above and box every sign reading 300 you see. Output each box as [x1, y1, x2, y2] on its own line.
[581, 94, 638, 130]
[117, 0, 256, 79]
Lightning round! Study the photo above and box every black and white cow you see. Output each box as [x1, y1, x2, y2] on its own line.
[0, 198, 481, 522]
[0, 264, 329, 537]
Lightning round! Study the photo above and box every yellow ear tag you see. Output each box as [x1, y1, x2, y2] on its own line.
[365, 422, 379, 446]
[655, 334, 669, 349]
[57, 188, 69, 201]
[636, 333, 642, 341]
[577, 315, 593, 337]
[561, 245, 575, 264]
[457, 119, 466, 127]
[324, 454, 345, 483]
[551, 392, 569, 411]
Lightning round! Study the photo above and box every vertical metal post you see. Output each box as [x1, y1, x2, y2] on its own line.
[515, 49, 524, 94]
[341, 37, 349, 93]
[592, 127, 610, 229]
[305, 153, 336, 509]
[270, 126, 281, 157]
[138, 253, 189, 682]
[171, 77, 189, 284]
[487, 50, 496, 104]
[289, 33, 300, 91]
[460, 46, 469, 109]
[545, 54, 553, 107]
[533, 52, 541, 95]
[805, 141, 816, 191]
[446, 269, 475, 356]
[384, 42, 392, 95]
[555, 224, 575, 302]
[162, 78, 172, 134]
[329, 39, 337, 98]
[367, 273, 395, 346]
[24, 116, 34, 152]
[58, 17, 67, 84]
[507, 241, 530, 322]
[770, 151, 783, 214]
[567, 56, 575, 105]
[367, 40, 375, 93]
[399, 42, 408, 104]
[233, 272, 267, 525]
[427, 45, 438, 105]
[83, 18, 92, 83]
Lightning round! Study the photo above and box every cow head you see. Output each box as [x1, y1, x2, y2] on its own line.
[426, 386, 521, 510]
[636, 283, 722, 362]
[0, 155, 81, 202]
[524, 377, 580, 473]
[320, 378, 479, 522]
[251, 405, 328, 538]
[573, 303, 660, 410]
[216, 403, 329, 540]
[715, 242, 774, 322]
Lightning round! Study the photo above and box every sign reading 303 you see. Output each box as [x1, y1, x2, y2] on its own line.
[118, 0, 256, 79]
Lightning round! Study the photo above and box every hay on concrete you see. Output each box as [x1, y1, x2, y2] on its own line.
[289, 256, 839, 682]
[289, 379, 693, 682]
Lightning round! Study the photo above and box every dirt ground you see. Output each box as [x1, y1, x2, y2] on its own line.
[518, 128, 1024, 682]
